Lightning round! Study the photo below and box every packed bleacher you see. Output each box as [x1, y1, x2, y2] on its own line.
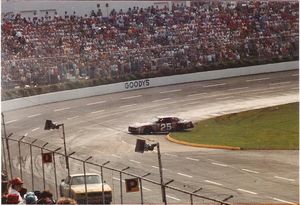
[1, 1, 299, 89]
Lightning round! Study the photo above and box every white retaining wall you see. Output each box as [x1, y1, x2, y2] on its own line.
[2, 61, 298, 112]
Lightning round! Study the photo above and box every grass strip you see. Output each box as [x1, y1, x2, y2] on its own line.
[171, 103, 299, 150]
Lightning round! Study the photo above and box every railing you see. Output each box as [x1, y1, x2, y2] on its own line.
[1, 135, 231, 205]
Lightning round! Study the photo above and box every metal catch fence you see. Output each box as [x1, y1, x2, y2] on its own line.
[1, 134, 231, 205]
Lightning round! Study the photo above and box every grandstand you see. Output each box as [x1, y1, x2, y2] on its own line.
[1, 0, 299, 96]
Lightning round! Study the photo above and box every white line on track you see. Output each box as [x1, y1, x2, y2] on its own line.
[31, 127, 40, 132]
[228, 87, 249, 91]
[166, 195, 181, 201]
[121, 95, 142, 100]
[212, 162, 228, 167]
[291, 74, 299, 76]
[142, 187, 152, 191]
[130, 160, 141, 164]
[111, 154, 121, 158]
[6, 120, 18, 124]
[54, 107, 71, 112]
[159, 89, 182, 94]
[86, 101, 106, 106]
[203, 83, 226, 88]
[177, 173, 193, 178]
[27, 113, 41, 118]
[241, 169, 259, 174]
[113, 177, 125, 182]
[120, 104, 137, 108]
[186, 157, 199, 161]
[91, 110, 105, 114]
[164, 153, 178, 157]
[152, 98, 171, 103]
[205, 180, 223, 186]
[237, 188, 257, 195]
[274, 176, 295, 182]
[269, 82, 291, 86]
[67, 116, 79, 120]
[216, 96, 232, 100]
[151, 166, 167, 171]
[272, 197, 296, 204]
[187, 92, 207, 97]
[246, 77, 270, 82]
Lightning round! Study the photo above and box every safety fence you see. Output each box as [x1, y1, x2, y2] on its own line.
[1, 134, 232, 205]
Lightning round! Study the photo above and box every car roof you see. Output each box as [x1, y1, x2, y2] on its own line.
[70, 173, 100, 177]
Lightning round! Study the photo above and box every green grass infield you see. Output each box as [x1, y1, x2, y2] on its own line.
[171, 103, 299, 150]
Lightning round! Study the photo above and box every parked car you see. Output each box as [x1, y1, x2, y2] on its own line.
[60, 173, 112, 204]
[128, 116, 194, 134]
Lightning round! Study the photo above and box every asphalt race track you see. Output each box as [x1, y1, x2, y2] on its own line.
[2, 70, 299, 204]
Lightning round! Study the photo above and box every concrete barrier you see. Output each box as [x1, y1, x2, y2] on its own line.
[2, 61, 298, 112]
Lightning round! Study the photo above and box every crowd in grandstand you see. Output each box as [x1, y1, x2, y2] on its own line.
[2, 173, 77, 204]
[1, 1, 299, 88]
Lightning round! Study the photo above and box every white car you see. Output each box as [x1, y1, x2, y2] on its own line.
[60, 173, 112, 204]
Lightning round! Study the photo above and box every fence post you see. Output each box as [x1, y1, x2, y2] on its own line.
[2, 137, 8, 174]
[139, 178, 143, 205]
[119, 172, 123, 204]
[156, 143, 167, 204]
[120, 166, 130, 204]
[1, 113, 13, 179]
[41, 142, 48, 190]
[140, 173, 150, 205]
[100, 161, 110, 204]
[30, 139, 37, 191]
[53, 147, 62, 200]
[83, 156, 92, 204]
[190, 194, 193, 205]
[67, 151, 75, 197]
[18, 136, 26, 179]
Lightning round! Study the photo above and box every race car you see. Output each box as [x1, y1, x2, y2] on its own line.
[59, 173, 112, 204]
[128, 116, 194, 134]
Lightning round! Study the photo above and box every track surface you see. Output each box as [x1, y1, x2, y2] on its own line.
[2, 70, 299, 204]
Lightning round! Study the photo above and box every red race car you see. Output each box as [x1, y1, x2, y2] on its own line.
[128, 116, 194, 134]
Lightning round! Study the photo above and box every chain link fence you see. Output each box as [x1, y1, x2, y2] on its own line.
[1, 133, 231, 204]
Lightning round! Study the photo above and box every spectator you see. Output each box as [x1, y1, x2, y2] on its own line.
[37, 190, 55, 204]
[56, 197, 77, 205]
[1, 171, 9, 204]
[24, 192, 38, 204]
[7, 193, 21, 204]
[8, 177, 23, 202]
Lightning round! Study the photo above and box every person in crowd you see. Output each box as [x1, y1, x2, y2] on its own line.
[37, 190, 55, 204]
[8, 177, 24, 202]
[1, 171, 9, 204]
[6, 193, 21, 204]
[24, 192, 38, 204]
[56, 197, 77, 205]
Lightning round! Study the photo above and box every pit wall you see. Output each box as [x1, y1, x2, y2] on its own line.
[1, 61, 298, 112]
